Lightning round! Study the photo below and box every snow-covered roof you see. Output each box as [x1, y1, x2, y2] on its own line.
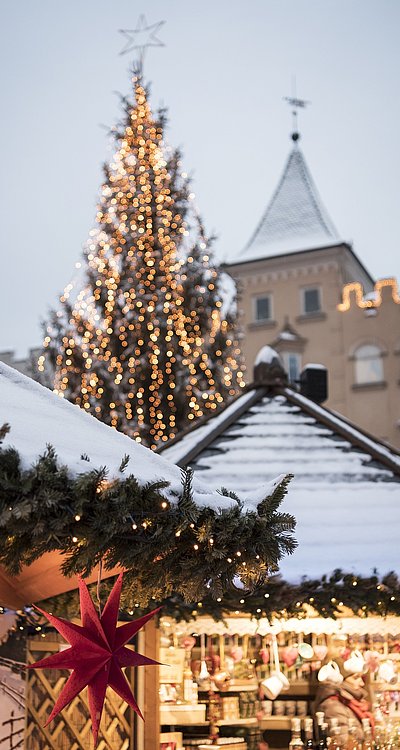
[0, 362, 278, 513]
[229, 144, 342, 263]
[161, 384, 400, 582]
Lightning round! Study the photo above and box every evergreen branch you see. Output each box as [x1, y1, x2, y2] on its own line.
[0, 423, 10, 444]
[0, 435, 297, 600]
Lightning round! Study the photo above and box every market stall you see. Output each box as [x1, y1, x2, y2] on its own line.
[157, 615, 400, 750]
[0, 362, 295, 750]
[156, 355, 400, 749]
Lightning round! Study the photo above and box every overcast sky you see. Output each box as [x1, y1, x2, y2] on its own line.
[1, 0, 399, 356]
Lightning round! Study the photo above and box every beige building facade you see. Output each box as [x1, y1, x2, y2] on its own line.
[225, 137, 400, 449]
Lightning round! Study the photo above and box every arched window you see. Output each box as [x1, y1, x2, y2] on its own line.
[354, 344, 384, 384]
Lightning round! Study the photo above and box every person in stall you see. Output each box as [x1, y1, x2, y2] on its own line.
[313, 656, 374, 741]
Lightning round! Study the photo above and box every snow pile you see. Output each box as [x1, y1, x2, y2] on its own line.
[254, 346, 282, 366]
[0, 363, 279, 511]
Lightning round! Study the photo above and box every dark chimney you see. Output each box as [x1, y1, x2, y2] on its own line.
[299, 364, 328, 404]
[253, 346, 287, 387]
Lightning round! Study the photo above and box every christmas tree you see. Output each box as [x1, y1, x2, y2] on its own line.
[41, 71, 244, 448]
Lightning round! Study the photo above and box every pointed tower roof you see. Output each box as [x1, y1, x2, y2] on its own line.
[234, 141, 342, 263]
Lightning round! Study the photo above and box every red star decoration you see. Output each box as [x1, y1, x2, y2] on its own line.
[28, 573, 160, 746]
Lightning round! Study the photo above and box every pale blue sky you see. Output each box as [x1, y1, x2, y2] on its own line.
[1, 0, 399, 355]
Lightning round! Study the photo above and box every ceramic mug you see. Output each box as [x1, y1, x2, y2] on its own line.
[318, 660, 343, 684]
[298, 642, 314, 660]
[260, 648, 270, 665]
[282, 646, 298, 667]
[314, 645, 328, 661]
[296, 700, 308, 716]
[364, 650, 380, 673]
[261, 700, 273, 716]
[273, 700, 286, 715]
[231, 646, 243, 663]
[262, 671, 290, 700]
[285, 701, 297, 716]
[213, 669, 231, 690]
[378, 660, 397, 685]
[344, 649, 365, 674]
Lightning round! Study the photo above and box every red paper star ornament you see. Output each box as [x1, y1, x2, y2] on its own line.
[28, 573, 160, 746]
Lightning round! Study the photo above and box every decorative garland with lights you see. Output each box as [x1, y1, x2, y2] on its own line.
[0, 424, 295, 606]
[30, 569, 400, 631]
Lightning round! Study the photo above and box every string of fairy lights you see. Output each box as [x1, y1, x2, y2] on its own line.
[40, 74, 245, 448]
[337, 277, 400, 311]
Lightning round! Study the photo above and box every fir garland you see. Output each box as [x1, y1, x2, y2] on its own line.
[0, 424, 295, 605]
[37, 570, 400, 628]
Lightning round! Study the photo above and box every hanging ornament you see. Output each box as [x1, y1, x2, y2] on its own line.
[28, 573, 160, 746]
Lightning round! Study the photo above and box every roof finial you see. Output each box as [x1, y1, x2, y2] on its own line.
[284, 76, 311, 143]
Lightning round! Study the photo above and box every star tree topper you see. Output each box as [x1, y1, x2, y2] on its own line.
[28, 574, 160, 745]
[119, 15, 165, 60]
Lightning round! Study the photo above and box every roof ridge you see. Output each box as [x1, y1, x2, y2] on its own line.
[295, 147, 338, 238]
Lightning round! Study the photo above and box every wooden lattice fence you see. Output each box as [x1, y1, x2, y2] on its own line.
[25, 638, 134, 750]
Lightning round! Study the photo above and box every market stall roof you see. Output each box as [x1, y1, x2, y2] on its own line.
[160, 376, 400, 582]
[0, 363, 282, 607]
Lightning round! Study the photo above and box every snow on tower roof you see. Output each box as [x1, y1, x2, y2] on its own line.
[230, 143, 342, 263]
[160, 383, 400, 582]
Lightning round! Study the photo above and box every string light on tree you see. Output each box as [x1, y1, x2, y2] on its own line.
[42, 70, 244, 448]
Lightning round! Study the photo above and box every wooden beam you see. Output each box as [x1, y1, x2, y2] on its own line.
[143, 618, 159, 749]
[0, 553, 122, 608]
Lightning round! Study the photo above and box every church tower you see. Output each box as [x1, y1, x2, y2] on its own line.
[224, 121, 400, 449]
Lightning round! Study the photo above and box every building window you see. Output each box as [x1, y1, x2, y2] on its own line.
[254, 295, 272, 322]
[302, 287, 321, 314]
[281, 352, 301, 383]
[354, 344, 384, 384]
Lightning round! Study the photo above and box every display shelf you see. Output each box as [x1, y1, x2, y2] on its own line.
[160, 720, 210, 727]
[216, 718, 258, 727]
[160, 704, 208, 726]
[259, 717, 292, 731]
[374, 682, 400, 691]
[282, 682, 313, 696]
[199, 684, 259, 693]
[259, 716, 314, 731]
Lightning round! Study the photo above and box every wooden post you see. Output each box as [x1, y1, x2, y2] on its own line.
[142, 618, 160, 750]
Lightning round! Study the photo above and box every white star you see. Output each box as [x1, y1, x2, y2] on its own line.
[119, 15, 165, 59]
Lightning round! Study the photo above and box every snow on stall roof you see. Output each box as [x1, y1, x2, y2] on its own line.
[227, 145, 342, 264]
[285, 389, 400, 470]
[161, 390, 400, 580]
[159, 389, 256, 465]
[0, 363, 278, 511]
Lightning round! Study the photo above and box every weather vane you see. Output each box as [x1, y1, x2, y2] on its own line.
[119, 14, 165, 66]
[283, 77, 311, 142]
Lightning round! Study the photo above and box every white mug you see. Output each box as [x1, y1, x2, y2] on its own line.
[318, 660, 343, 684]
[262, 671, 290, 700]
[344, 649, 365, 675]
[298, 642, 314, 660]
[378, 660, 397, 685]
